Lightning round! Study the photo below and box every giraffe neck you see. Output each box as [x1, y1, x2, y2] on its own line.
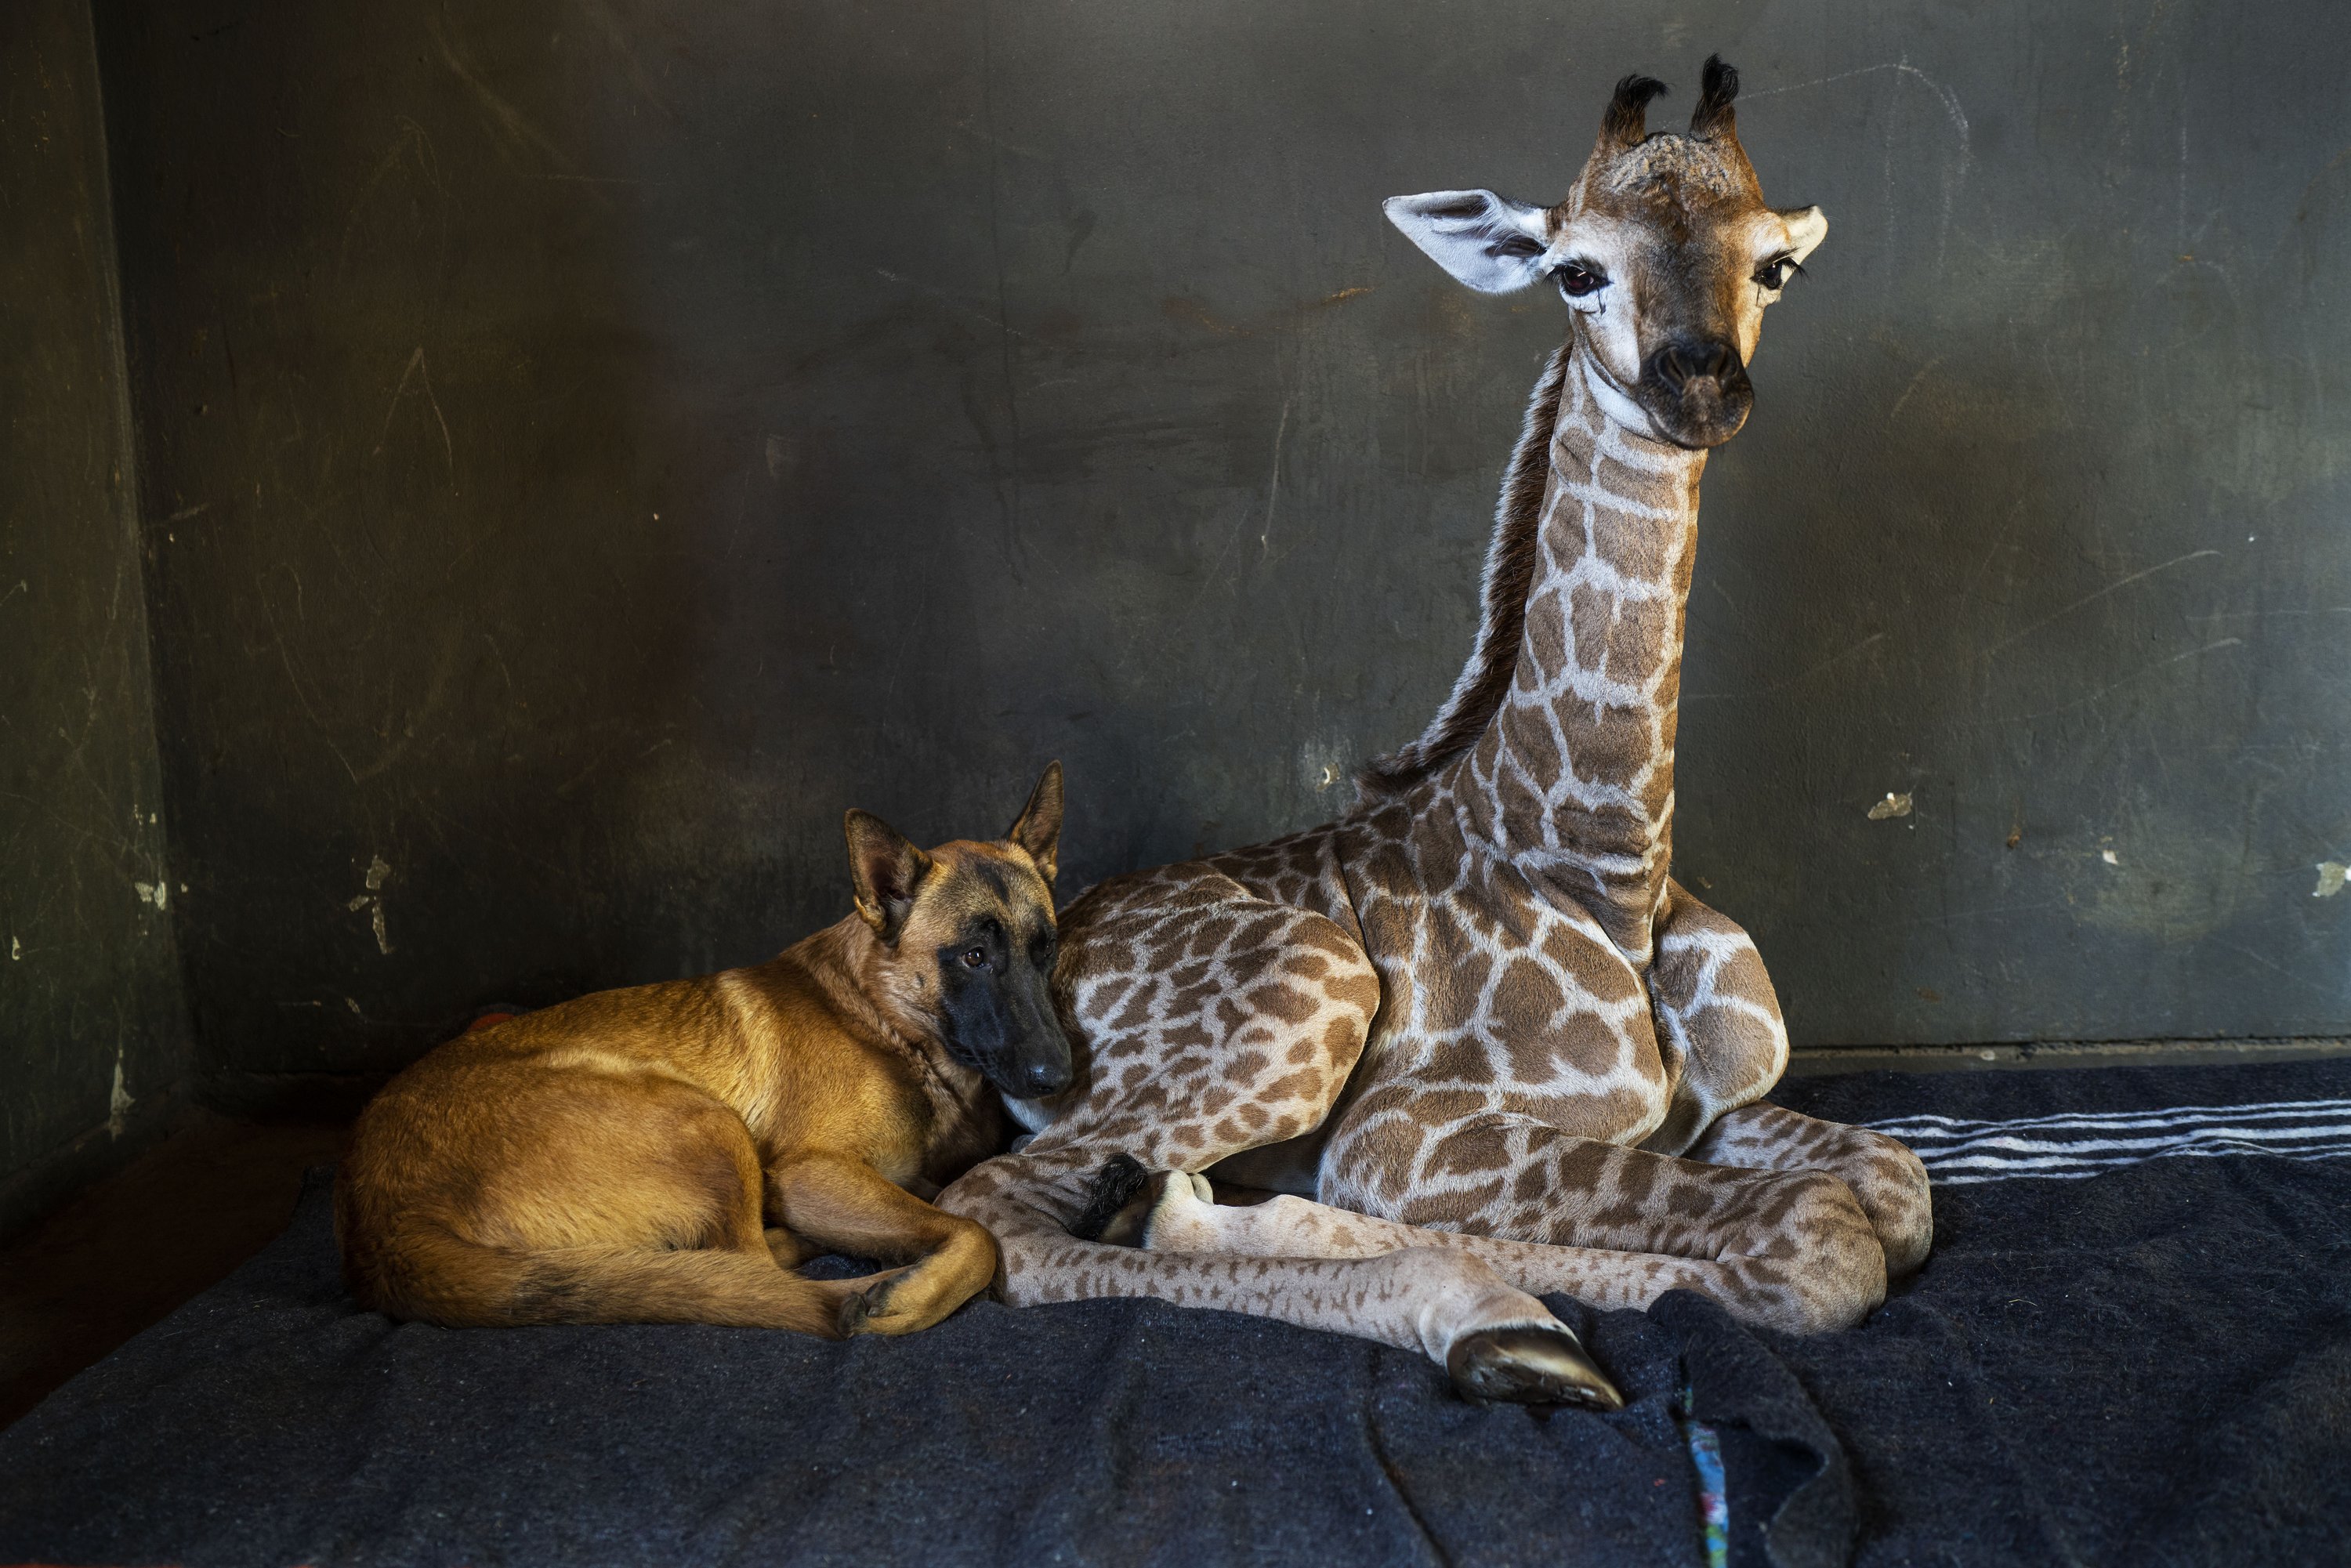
[1446, 339, 1708, 964]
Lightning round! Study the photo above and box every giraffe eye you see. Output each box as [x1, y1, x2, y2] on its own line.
[1554, 261, 1607, 299]
[1753, 255, 1800, 291]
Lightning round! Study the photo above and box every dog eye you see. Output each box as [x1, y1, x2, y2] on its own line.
[962, 947, 987, 969]
[1553, 261, 1607, 298]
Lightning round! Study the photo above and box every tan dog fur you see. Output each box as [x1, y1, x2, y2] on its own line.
[337, 767, 1068, 1339]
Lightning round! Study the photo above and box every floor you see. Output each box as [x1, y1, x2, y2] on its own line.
[7, 1036, 2349, 1434]
[0, 1114, 349, 1432]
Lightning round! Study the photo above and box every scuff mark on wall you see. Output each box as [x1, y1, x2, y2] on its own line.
[134, 880, 168, 911]
[1976, 549, 2221, 664]
[107, 1049, 133, 1139]
[377, 346, 455, 481]
[429, 15, 587, 180]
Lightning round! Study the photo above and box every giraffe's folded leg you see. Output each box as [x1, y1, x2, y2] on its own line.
[1133, 1165, 1623, 1408]
[1683, 1102, 1933, 1279]
[1319, 1098, 1889, 1334]
[941, 1150, 1624, 1407]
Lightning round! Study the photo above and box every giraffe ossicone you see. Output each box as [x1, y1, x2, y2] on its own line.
[940, 56, 1932, 1406]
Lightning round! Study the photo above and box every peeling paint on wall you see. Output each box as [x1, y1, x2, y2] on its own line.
[2318, 862, 2348, 900]
[107, 1050, 134, 1139]
[1297, 736, 1349, 796]
[348, 855, 394, 954]
[0, 0, 194, 1224]
[1867, 791, 1913, 820]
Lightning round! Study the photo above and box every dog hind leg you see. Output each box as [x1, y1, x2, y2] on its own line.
[372, 1092, 878, 1335]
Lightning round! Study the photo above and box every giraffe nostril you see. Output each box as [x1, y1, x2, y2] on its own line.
[1655, 341, 1749, 395]
[1638, 339, 1755, 446]
[1650, 339, 1744, 393]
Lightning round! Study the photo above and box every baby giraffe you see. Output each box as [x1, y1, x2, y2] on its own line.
[940, 60, 1931, 1407]
[339, 766, 1070, 1338]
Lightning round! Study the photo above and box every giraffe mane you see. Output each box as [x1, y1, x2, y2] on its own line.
[1355, 342, 1567, 798]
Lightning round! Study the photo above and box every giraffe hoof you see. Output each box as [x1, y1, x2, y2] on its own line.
[1447, 1326, 1625, 1411]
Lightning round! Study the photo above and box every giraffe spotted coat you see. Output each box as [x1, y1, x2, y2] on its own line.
[941, 60, 1931, 1395]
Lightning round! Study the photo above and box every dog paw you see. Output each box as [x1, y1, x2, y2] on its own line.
[1446, 1324, 1624, 1411]
[834, 1272, 903, 1336]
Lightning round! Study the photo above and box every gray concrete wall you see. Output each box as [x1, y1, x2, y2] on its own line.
[85, 1, 2351, 1101]
[1, 0, 192, 1235]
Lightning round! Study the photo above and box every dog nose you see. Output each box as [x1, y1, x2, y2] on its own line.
[1022, 1059, 1071, 1097]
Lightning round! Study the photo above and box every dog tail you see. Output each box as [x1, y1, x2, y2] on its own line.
[346, 1222, 864, 1337]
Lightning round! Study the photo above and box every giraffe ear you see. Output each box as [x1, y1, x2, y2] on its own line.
[1778, 205, 1828, 266]
[1383, 190, 1553, 294]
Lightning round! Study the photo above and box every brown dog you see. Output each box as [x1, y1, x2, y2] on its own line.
[335, 764, 1072, 1338]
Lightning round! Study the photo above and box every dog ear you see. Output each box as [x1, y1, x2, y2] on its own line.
[845, 809, 933, 942]
[1005, 760, 1063, 885]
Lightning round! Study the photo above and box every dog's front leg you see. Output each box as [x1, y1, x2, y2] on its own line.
[765, 1153, 999, 1335]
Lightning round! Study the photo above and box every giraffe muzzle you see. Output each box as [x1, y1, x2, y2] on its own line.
[1639, 337, 1754, 448]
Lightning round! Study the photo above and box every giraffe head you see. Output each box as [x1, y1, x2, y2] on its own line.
[1386, 57, 1825, 449]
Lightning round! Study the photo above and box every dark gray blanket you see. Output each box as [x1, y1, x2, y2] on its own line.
[3, 1058, 2346, 1568]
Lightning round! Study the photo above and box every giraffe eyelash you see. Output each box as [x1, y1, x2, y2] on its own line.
[1552, 260, 1609, 302]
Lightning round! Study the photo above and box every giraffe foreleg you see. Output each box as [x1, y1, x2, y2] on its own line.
[1641, 878, 1790, 1157]
[937, 1148, 1621, 1408]
[1644, 884, 1933, 1276]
